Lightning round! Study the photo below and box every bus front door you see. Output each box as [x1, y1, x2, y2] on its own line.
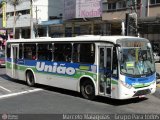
[11, 45, 19, 79]
[99, 47, 112, 95]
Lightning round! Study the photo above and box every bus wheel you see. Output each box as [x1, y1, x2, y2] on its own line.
[26, 71, 35, 86]
[81, 80, 95, 100]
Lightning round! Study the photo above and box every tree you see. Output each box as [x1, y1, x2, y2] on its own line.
[7, 0, 22, 39]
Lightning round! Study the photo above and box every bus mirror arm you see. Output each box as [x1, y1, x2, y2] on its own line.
[118, 54, 122, 62]
[114, 44, 121, 47]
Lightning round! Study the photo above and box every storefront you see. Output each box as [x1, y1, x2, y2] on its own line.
[38, 19, 63, 38]
[139, 17, 160, 53]
[64, 18, 112, 37]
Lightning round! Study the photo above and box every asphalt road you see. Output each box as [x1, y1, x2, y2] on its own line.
[0, 67, 160, 116]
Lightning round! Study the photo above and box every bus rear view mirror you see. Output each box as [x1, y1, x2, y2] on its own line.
[118, 47, 122, 61]
[118, 54, 122, 62]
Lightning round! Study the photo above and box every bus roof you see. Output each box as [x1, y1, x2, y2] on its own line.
[6, 35, 148, 44]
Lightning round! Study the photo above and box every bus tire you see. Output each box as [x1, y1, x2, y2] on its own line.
[26, 71, 35, 86]
[80, 80, 95, 100]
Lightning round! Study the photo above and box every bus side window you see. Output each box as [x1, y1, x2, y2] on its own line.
[73, 43, 95, 64]
[112, 47, 118, 78]
[24, 44, 36, 60]
[54, 43, 72, 62]
[19, 44, 23, 59]
[73, 44, 80, 62]
[82, 43, 95, 64]
[37, 43, 52, 61]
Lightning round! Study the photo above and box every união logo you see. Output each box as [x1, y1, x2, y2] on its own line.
[36, 62, 76, 76]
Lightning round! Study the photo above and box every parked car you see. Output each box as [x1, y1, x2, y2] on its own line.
[0, 52, 5, 67]
[153, 52, 160, 63]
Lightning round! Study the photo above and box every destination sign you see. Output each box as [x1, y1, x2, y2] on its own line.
[120, 41, 147, 47]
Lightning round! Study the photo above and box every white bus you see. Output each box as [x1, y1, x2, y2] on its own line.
[6, 35, 156, 99]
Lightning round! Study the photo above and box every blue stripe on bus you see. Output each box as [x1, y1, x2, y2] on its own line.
[6, 58, 96, 71]
[125, 73, 156, 85]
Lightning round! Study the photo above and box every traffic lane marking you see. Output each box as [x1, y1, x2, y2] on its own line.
[0, 88, 43, 100]
[0, 85, 12, 93]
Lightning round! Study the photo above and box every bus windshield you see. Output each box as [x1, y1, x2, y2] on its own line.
[120, 47, 155, 77]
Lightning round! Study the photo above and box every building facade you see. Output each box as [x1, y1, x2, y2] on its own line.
[139, 0, 160, 53]
[0, 0, 160, 52]
[102, 0, 160, 52]
[63, 0, 112, 37]
[4, 0, 63, 39]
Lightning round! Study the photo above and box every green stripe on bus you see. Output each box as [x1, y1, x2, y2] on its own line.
[133, 83, 151, 89]
[111, 79, 118, 85]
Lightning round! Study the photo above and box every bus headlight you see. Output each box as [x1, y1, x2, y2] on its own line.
[120, 80, 132, 89]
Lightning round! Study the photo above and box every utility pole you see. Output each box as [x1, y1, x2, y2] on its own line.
[125, 13, 129, 36]
[35, 6, 39, 37]
[13, 5, 16, 39]
[133, 0, 138, 36]
[147, 0, 150, 17]
[125, 0, 138, 36]
[30, 0, 35, 38]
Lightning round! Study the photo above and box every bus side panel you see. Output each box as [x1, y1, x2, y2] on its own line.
[35, 73, 78, 91]
[111, 78, 119, 99]
[6, 59, 97, 92]
[6, 59, 12, 78]
[33, 61, 97, 92]
[6, 58, 26, 81]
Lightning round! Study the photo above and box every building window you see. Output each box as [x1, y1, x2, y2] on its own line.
[6, 9, 30, 17]
[150, 0, 160, 4]
[103, 1, 127, 11]
[102, 2, 108, 11]
[17, 9, 30, 15]
[117, 1, 126, 9]
[108, 2, 116, 10]
[157, 0, 160, 3]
